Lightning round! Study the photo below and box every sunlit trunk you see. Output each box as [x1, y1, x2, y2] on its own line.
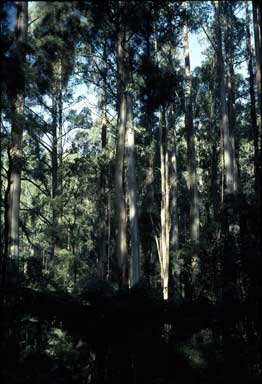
[215, 1, 234, 203]
[170, 126, 179, 248]
[159, 108, 170, 300]
[224, 2, 238, 196]
[153, 21, 170, 300]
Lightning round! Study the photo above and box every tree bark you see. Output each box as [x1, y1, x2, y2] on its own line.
[126, 92, 140, 287]
[3, 2, 28, 286]
[0, 62, 3, 271]
[98, 43, 108, 280]
[50, 61, 64, 258]
[170, 118, 179, 253]
[153, 21, 170, 300]
[58, 66, 63, 223]
[252, 0, 262, 217]
[215, 1, 234, 204]
[170, 109, 179, 293]
[115, 29, 128, 286]
[245, 0, 259, 201]
[209, 86, 219, 220]
[159, 108, 170, 300]
[142, 23, 155, 286]
[182, 1, 200, 296]
[51, 91, 58, 258]
[224, 2, 238, 196]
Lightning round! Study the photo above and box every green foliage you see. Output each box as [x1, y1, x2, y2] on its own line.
[48, 249, 89, 293]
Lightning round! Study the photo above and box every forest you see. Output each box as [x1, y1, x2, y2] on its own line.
[0, 0, 262, 383]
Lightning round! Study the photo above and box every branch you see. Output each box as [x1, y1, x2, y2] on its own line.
[28, 16, 41, 27]
[191, 6, 217, 53]
[21, 177, 50, 197]
[19, 219, 36, 249]
[20, 203, 52, 226]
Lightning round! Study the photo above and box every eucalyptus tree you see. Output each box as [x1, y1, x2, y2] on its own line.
[182, 1, 200, 297]
[31, 1, 79, 258]
[245, 0, 259, 204]
[87, 1, 142, 286]
[146, 2, 182, 299]
[126, 92, 140, 286]
[252, 0, 262, 219]
[0, 1, 10, 275]
[3, 2, 28, 286]
[224, 1, 238, 196]
[214, 1, 235, 222]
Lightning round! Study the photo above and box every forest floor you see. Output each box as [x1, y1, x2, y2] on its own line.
[1, 287, 262, 383]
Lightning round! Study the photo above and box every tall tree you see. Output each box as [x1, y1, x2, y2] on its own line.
[98, 41, 109, 280]
[50, 60, 66, 257]
[215, 1, 235, 216]
[126, 92, 140, 287]
[158, 107, 170, 300]
[169, 109, 179, 289]
[115, 27, 128, 286]
[153, 15, 171, 300]
[142, 13, 156, 286]
[3, 2, 28, 286]
[245, 0, 259, 202]
[252, 0, 262, 217]
[182, 1, 199, 296]
[224, 1, 238, 195]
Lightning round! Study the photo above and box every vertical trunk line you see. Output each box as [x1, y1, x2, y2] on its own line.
[115, 29, 128, 286]
[182, 1, 200, 298]
[126, 93, 140, 287]
[3, 2, 28, 287]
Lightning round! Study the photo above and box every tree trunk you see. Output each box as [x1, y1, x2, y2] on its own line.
[3, 2, 28, 287]
[215, 1, 239, 305]
[209, 86, 219, 220]
[252, 0, 262, 219]
[170, 109, 179, 293]
[98, 53, 108, 280]
[50, 61, 64, 258]
[170, 121, 179, 252]
[115, 29, 128, 286]
[224, 2, 238, 196]
[215, 1, 234, 211]
[142, 25, 155, 286]
[182, 1, 200, 296]
[159, 108, 170, 300]
[58, 68, 63, 224]
[126, 93, 140, 287]
[106, 192, 111, 281]
[246, 0, 259, 201]
[153, 21, 170, 300]
[51, 91, 58, 258]
[0, 66, 3, 272]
